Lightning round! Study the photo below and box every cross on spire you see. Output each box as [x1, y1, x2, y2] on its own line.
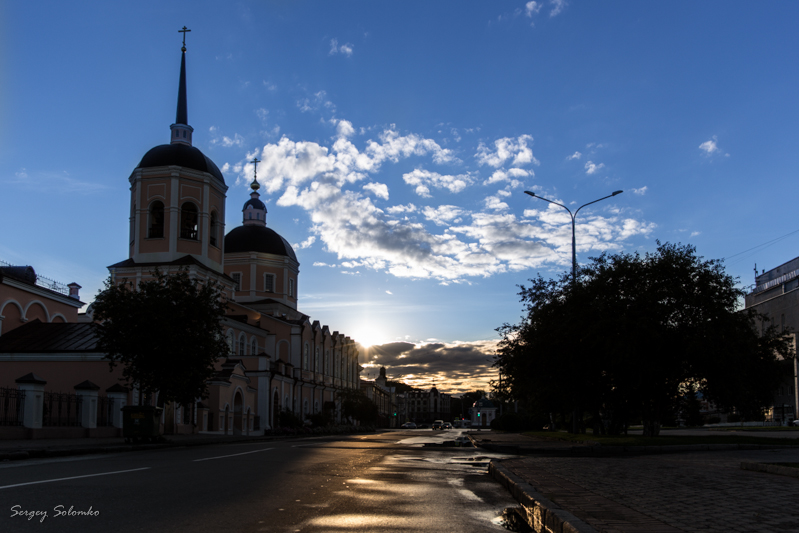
[251, 157, 261, 191]
[179, 26, 191, 51]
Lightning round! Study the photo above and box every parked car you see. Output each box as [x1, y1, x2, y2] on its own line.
[401, 422, 417, 429]
[793, 419, 799, 426]
[442, 422, 453, 430]
[417, 423, 429, 429]
[432, 420, 444, 430]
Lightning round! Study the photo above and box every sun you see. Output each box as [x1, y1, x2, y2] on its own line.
[351, 325, 389, 349]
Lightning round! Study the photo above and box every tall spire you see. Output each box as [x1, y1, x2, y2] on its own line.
[170, 26, 193, 146]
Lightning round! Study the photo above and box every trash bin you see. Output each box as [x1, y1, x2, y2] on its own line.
[122, 405, 163, 443]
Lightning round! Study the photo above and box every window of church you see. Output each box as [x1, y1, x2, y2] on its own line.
[209, 211, 219, 247]
[264, 274, 274, 293]
[148, 201, 165, 239]
[239, 336, 245, 356]
[232, 273, 241, 292]
[315, 347, 319, 373]
[289, 279, 295, 297]
[180, 202, 199, 240]
[251, 338, 257, 355]
[303, 343, 309, 370]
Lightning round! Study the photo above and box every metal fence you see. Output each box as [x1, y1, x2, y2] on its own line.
[42, 392, 82, 427]
[0, 387, 25, 426]
[97, 395, 114, 427]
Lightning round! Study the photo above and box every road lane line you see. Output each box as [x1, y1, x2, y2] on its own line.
[0, 467, 151, 490]
[193, 447, 274, 462]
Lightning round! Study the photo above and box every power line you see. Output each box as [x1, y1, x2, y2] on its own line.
[724, 227, 799, 267]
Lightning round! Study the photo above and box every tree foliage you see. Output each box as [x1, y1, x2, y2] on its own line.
[92, 269, 230, 406]
[495, 242, 794, 436]
[337, 388, 378, 425]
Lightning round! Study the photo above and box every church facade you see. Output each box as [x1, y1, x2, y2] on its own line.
[0, 37, 360, 437]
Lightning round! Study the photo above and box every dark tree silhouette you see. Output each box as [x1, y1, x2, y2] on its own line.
[92, 269, 230, 408]
[495, 242, 793, 436]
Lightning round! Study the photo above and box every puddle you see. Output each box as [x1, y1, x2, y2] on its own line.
[492, 507, 533, 532]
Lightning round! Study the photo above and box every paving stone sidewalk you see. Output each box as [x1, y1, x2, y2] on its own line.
[475, 433, 799, 533]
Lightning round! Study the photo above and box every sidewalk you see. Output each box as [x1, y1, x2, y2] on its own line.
[473, 432, 799, 533]
[0, 432, 351, 461]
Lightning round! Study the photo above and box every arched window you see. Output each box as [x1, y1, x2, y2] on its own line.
[251, 338, 257, 355]
[315, 347, 320, 373]
[239, 336, 245, 356]
[325, 350, 329, 375]
[180, 202, 198, 240]
[209, 211, 219, 247]
[303, 343, 309, 370]
[148, 201, 164, 238]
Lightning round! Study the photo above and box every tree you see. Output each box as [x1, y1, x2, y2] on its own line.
[336, 388, 378, 425]
[495, 242, 794, 437]
[92, 269, 230, 409]
[452, 390, 486, 419]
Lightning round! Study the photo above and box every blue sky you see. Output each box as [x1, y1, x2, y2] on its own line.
[2, 2, 798, 393]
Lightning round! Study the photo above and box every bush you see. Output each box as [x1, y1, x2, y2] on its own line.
[278, 408, 304, 428]
[490, 412, 539, 432]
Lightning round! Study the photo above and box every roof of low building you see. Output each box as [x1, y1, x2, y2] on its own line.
[0, 320, 99, 353]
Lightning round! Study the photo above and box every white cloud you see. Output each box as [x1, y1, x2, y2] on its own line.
[690, 231, 701, 237]
[297, 91, 335, 114]
[550, 0, 567, 17]
[475, 135, 539, 168]
[385, 290, 393, 295]
[484, 195, 509, 211]
[329, 38, 354, 57]
[386, 204, 417, 216]
[584, 161, 605, 175]
[403, 169, 474, 197]
[699, 137, 719, 154]
[363, 182, 389, 200]
[699, 135, 728, 157]
[525, 1, 542, 17]
[422, 205, 465, 226]
[483, 168, 530, 186]
[566, 151, 582, 160]
[236, 118, 654, 283]
[263, 81, 277, 91]
[295, 236, 317, 250]
[631, 186, 648, 195]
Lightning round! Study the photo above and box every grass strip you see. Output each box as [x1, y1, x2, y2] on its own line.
[521, 430, 799, 447]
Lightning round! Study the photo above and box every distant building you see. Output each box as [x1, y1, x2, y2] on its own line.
[470, 397, 497, 428]
[399, 386, 451, 423]
[744, 256, 799, 424]
[360, 367, 396, 427]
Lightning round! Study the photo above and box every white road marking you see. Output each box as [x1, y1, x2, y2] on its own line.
[193, 447, 274, 462]
[0, 467, 151, 490]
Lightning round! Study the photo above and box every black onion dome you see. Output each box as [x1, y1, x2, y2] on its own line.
[244, 197, 266, 210]
[138, 144, 225, 184]
[224, 225, 297, 261]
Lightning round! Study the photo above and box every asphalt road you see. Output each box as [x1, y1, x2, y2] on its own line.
[0, 429, 519, 532]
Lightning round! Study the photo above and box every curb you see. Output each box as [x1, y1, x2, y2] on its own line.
[472, 439, 799, 457]
[741, 461, 799, 479]
[489, 459, 596, 533]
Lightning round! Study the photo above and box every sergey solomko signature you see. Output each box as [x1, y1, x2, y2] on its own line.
[10, 505, 99, 523]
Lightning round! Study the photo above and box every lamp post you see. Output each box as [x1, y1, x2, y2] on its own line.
[524, 190, 623, 285]
[524, 189, 623, 433]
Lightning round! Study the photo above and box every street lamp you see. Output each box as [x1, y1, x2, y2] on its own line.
[524, 190, 623, 285]
[524, 189, 623, 434]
